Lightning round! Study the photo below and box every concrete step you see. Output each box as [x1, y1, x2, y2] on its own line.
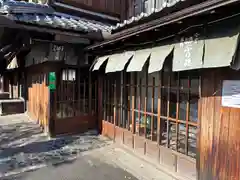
[0, 98, 25, 116]
[0, 92, 10, 100]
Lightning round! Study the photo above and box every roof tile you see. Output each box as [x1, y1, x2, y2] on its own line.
[0, 0, 112, 33]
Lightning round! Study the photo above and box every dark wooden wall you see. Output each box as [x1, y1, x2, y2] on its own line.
[56, 0, 127, 19]
[199, 68, 240, 180]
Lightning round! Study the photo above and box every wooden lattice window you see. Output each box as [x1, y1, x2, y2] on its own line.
[102, 66, 200, 158]
[56, 68, 97, 119]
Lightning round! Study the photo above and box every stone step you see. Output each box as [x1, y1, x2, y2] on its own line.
[0, 92, 10, 100]
[0, 99, 25, 116]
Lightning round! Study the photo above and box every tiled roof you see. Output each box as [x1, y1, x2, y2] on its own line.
[110, 0, 185, 31]
[0, 0, 54, 14]
[0, 0, 112, 33]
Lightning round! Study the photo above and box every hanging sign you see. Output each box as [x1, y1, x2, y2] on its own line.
[173, 32, 204, 72]
[222, 80, 240, 108]
[179, 33, 201, 68]
[49, 72, 56, 90]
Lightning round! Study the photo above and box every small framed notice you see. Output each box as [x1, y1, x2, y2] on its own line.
[222, 80, 240, 108]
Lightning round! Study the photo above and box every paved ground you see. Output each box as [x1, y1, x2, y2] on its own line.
[0, 114, 173, 180]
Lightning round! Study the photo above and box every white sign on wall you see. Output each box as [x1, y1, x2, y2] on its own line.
[179, 33, 200, 68]
[222, 80, 240, 108]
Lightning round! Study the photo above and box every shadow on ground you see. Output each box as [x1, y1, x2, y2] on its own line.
[2, 155, 139, 180]
[0, 120, 111, 178]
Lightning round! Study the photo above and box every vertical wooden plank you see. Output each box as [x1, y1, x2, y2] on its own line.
[196, 72, 202, 180]
[200, 70, 214, 180]
[66, 68, 69, 117]
[211, 70, 220, 179]
[95, 79, 98, 114]
[228, 108, 240, 179]
[72, 71, 76, 117]
[166, 73, 170, 148]
[120, 72, 124, 128]
[199, 69, 218, 180]
[107, 78, 110, 122]
[132, 73, 136, 134]
[110, 77, 113, 124]
[89, 71, 92, 115]
[138, 77, 142, 136]
[103, 77, 106, 121]
[151, 76, 155, 141]
[185, 75, 190, 155]
[83, 76, 86, 114]
[144, 70, 148, 138]
[128, 73, 131, 130]
[207, 71, 215, 179]
[157, 71, 162, 144]
[176, 72, 180, 151]
[114, 79, 117, 123]
[98, 76, 103, 133]
[78, 68, 81, 115]
[120, 0, 126, 20]
[217, 108, 230, 180]
[59, 70, 62, 118]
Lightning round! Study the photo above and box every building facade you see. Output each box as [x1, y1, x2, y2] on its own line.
[87, 1, 240, 180]
[0, 0, 123, 134]
[1, 0, 240, 180]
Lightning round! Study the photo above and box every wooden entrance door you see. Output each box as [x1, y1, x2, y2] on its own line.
[54, 67, 98, 135]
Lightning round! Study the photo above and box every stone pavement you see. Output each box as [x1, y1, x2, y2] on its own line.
[0, 114, 173, 180]
[0, 114, 116, 178]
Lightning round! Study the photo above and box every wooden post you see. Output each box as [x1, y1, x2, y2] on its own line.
[98, 76, 103, 134]
[48, 72, 57, 137]
[131, 73, 135, 134]
[120, 71, 124, 127]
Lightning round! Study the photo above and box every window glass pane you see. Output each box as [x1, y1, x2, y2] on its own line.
[188, 125, 197, 158]
[161, 88, 168, 117]
[147, 75, 154, 113]
[179, 73, 189, 88]
[136, 74, 143, 112]
[154, 86, 158, 114]
[145, 114, 152, 139]
[177, 123, 186, 154]
[136, 113, 145, 136]
[169, 89, 177, 118]
[169, 122, 177, 150]
[190, 77, 199, 94]
[152, 116, 158, 142]
[141, 77, 146, 112]
[189, 92, 199, 123]
[116, 68, 200, 159]
[128, 106, 132, 131]
[135, 111, 139, 133]
[160, 118, 168, 146]
[149, 72, 159, 114]
[179, 91, 188, 121]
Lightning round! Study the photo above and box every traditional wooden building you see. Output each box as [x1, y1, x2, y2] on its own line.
[1, 0, 240, 179]
[86, 0, 240, 180]
[0, 0, 125, 134]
